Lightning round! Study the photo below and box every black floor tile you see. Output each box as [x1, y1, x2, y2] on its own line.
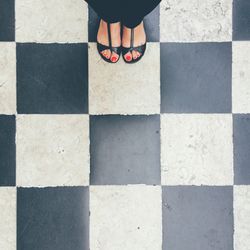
[0, 0, 15, 41]
[233, 0, 250, 41]
[233, 114, 250, 185]
[161, 42, 232, 113]
[17, 186, 89, 250]
[90, 115, 161, 185]
[162, 186, 234, 250]
[17, 43, 88, 114]
[0, 115, 15, 186]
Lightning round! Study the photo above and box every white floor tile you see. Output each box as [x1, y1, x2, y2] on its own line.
[15, 0, 88, 43]
[0, 187, 16, 250]
[89, 42, 160, 115]
[160, 0, 232, 42]
[16, 114, 90, 187]
[233, 41, 250, 114]
[161, 114, 233, 185]
[90, 185, 162, 250]
[0, 42, 16, 114]
[234, 185, 250, 250]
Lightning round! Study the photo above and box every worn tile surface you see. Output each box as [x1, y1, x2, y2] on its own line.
[0, 0, 250, 249]
[0, 187, 16, 250]
[160, 0, 232, 42]
[16, 115, 89, 187]
[234, 185, 250, 250]
[90, 185, 162, 250]
[89, 42, 160, 115]
[15, 0, 88, 43]
[232, 41, 250, 113]
[161, 114, 233, 185]
[0, 42, 16, 114]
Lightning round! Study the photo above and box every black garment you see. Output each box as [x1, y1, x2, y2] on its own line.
[85, 0, 161, 28]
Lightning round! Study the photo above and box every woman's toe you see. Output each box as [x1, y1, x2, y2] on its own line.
[124, 52, 132, 62]
[106, 50, 111, 59]
[111, 52, 119, 62]
[132, 50, 138, 60]
[101, 49, 108, 58]
[101, 51, 106, 57]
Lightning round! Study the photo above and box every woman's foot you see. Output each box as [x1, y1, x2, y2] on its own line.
[97, 20, 121, 63]
[122, 21, 146, 62]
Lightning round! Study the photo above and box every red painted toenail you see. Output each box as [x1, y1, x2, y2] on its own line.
[111, 56, 117, 62]
[126, 55, 131, 61]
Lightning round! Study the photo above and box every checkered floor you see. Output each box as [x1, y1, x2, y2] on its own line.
[1, 0, 250, 249]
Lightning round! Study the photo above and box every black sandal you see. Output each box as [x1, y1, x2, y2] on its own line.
[122, 24, 146, 64]
[97, 20, 121, 63]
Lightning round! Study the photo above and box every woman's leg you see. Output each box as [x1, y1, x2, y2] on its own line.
[86, 0, 121, 24]
[122, 21, 145, 61]
[121, 0, 161, 29]
[97, 20, 121, 62]
[121, 0, 161, 61]
[86, 0, 122, 62]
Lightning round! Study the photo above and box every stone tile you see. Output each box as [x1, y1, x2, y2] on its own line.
[0, 187, 16, 250]
[233, 114, 250, 185]
[234, 185, 250, 250]
[162, 186, 234, 250]
[17, 186, 89, 250]
[161, 42, 232, 113]
[16, 115, 89, 187]
[232, 41, 250, 113]
[160, 0, 232, 42]
[0, 42, 16, 114]
[89, 42, 160, 115]
[233, 0, 250, 40]
[0, 0, 15, 41]
[90, 115, 160, 185]
[15, 0, 88, 43]
[90, 185, 162, 250]
[87, 6, 99, 43]
[143, 5, 160, 42]
[17, 43, 88, 114]
[161, 114, 233, 185]
[0, 115, 16, 186]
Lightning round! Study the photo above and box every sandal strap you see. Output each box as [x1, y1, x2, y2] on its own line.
[132, 44, 146, 54]
[131, 28, 134, 48]
[97, 43, 109, 52]
[122, 43, 146, 54]
[97, 21, 121, 56]
[122, 25, 146, 55]
[97, 42, 121, 54]
[111, 46, 121, 55]
[107, 23, 111, 48]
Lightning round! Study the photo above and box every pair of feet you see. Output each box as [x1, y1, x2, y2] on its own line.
[97, 20, 146, 63]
